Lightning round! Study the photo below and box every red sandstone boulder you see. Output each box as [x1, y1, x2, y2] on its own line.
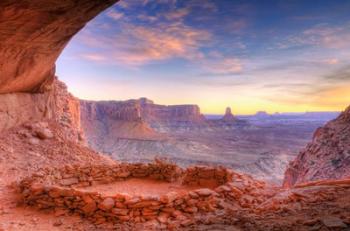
[111, 208, 129, 216]
[321, 217, 347, 228]
[98, 198, 115, 211]
[81, 201, 97, 214]
[36, 128, 54, 140]
[60, 178, 79, 186]
[195, 188, 215, 197]
[30, 183, 45, 195]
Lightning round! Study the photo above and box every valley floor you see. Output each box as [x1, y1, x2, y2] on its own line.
[87, 117, 332, 184]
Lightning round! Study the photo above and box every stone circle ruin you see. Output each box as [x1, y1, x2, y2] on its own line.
[18, 159, 254, 227]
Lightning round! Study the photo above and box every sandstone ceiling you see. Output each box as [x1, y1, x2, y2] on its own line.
[0, 0, 118, 94]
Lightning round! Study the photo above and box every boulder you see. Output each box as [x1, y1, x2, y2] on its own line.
[60, 178, 79, 186]
[195, 188, 214, 197]
[321, 216, 347, 228]
[81, 201, 97, 214]
[111, 208, 129, 216]
[98, 197, 115, 211]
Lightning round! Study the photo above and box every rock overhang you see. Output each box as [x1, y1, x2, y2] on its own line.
[0, 0, 118, 94]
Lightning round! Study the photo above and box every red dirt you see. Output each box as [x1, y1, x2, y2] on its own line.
[76, 178, 203, 197]
[0, 122, 118, 230]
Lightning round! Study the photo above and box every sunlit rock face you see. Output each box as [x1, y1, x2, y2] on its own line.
[79, 99, 205, 151]
[283, 105, 350, 187]
[0, 78, 84, 143]
[0, 0, 117, 94]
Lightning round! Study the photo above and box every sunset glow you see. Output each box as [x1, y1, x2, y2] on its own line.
[57, 0, 350, 114]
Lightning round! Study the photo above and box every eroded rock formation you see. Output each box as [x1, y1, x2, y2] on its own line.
[0, 0, 117, 94]
[81, 98, 205, 124]
[80, 98, 207, 152]
[222, 107, 235, 122]
[283, 106, 350, 187]
[0, 77, 83, 142]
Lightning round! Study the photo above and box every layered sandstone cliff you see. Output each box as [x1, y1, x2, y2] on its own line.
[283, 106, 350, 187]
[81, 98, 205, 124]
[80, 98, 205, 142]
[140, 98, 205, 124]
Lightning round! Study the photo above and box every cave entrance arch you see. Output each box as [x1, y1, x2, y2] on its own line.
[0, 0, 118, 94]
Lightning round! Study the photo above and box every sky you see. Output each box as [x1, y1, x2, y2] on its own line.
[57, 0, 350, 115]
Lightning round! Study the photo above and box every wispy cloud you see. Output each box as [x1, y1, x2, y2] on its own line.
[78, 20, 211, 66]
[277, 23, 350, 49]
[76, 0, 246, 75]
[261, 64, 350, 109]
[81, 54, 106, 61]
[201, 58, 243, 75]
[107, 9, 124, 20]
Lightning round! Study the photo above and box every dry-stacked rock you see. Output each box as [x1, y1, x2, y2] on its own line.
[18, 161, 242, 227]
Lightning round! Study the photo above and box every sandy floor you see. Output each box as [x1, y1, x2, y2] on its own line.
[77, 178, 202, 197]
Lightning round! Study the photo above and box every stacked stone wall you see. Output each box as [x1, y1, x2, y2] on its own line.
[19, 161, 239, 226]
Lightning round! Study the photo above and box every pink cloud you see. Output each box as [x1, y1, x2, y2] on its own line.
[280, 24, 350, 49]
[325, 58, 339, 65]
[204, 58, 243, 74]
[81, 54, 107, 61]
[107, 10, 124, 20]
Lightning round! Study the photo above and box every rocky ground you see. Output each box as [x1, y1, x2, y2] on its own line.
[0, 120, 349, 230]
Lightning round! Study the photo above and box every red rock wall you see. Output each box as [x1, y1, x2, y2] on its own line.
[0, 78, 83, 142]
[0, 0, 118, 94]
[283, 106, 350, 187]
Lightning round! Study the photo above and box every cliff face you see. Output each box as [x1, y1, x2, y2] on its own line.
[283, 106, 350, 187]
[80, 98, 205, 126]
[0, 0, 117, 94]
[141, 102, 205, 124]
[80, 98, 208, 157]
[0, 78, 83, 142]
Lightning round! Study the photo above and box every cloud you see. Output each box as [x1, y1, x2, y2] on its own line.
[261, 65, 350, 109]
[72, 0, 248, 75]
[81, 54, 106, 61]
[325, 58, 339, 65]
[77, 21, 211, 66]
[107, 10, 124, 20]
[114, 22, 211, 65]
[75, 0, 219, 67]
[202, 58, 243, 75]
[164, 8, 190, 20]
[278, 23, 350, 49]
[323, 64, 350, 82]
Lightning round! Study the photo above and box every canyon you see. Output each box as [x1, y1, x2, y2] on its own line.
[0, 0, 349, 230]
[80, 98, 337, 184]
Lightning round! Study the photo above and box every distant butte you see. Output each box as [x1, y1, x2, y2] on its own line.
[222, 107, 235, 122]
